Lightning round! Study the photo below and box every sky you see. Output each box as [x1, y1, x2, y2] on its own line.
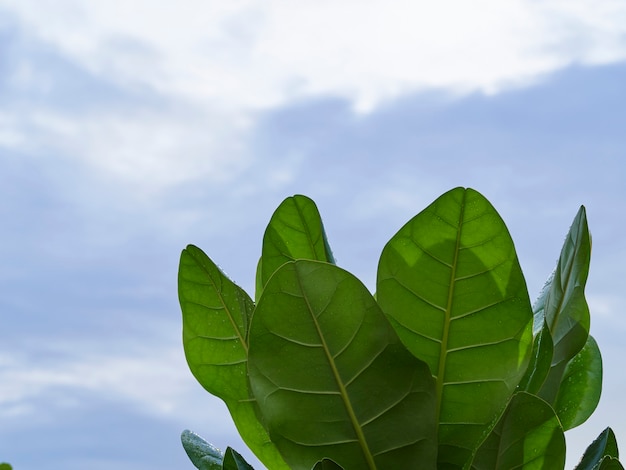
[1, 1, 626, 468]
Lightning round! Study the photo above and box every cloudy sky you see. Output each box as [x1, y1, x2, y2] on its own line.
[1, 1, 626, 468]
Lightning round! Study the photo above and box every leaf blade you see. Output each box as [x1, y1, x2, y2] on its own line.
[260, 195, 335, 289]
[537, 207, 592, 404]
[554, 335, 602, 430]
[574, 427, 619, 470]
[179, 245, 288, 469]
[249, 260, 437, 470]
[470, 392, 565, 470]
[377, 187, 534, 467]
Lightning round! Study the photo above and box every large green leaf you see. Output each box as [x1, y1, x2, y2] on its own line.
[376, 187, 534, 467]
[575, 427, 619, 470]
[260, 195, 335, 291]
[179, 245, 288, 469]
[537, 207, 591, 404]
[249, 260, 437, 470]
[554, 335, 602, 430]
[469, 392, 565, 470]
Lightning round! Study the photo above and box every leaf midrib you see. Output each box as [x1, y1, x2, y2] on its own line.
[435, 192, 466, 427]
[295, 265, 377, 470]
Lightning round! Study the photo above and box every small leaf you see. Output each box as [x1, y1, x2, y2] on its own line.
[575, 427, 619, 470]
[260, 195, 335, 288]
[249, 260, 437, 470]
[554, 335, 602, 430]
[597, 457, 625, 470]
[179, 246, 288, 469]
[377, 187, 534, 467]
[223, 447, 255, 470]
[181, 429, 224, 470]
[470, 392, 565, 470]
[311, 458, 345, 469]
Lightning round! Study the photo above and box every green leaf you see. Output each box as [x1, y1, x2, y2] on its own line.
[575, 427, 619, 470]
[554, 335, 602, 430]
[537, 206, 592, 404]
[376, 187, 534, 467]
[469, 392, 565, 470]
[181, 429, 224, 470]
[223, 447, 255, 470]
[260, 195, 335, 290]
[517, 321, 554, 394]
[179, 246, 288, 469]
[597, 457, 625, 470]
[249, 260, 437, 470]
[311, 458, 345, 469]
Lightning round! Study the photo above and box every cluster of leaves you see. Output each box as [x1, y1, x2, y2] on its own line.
[178, 187, 620, 469]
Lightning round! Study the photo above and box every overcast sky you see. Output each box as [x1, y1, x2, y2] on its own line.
[1, 1, 626, 469]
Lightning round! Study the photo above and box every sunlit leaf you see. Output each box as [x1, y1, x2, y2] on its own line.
[249, 260, 437, 470]
[469, 392, 565, 470]
[377, 187, 534, 467]
[260, 195, 335, 291]
[179, 246, 288, 469]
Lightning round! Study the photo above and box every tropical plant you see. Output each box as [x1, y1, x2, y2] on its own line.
[178, 187, 620, 469]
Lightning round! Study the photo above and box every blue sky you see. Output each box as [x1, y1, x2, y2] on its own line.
[1, 2, 626, 468]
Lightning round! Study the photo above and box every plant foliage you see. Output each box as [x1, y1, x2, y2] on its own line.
[179, 188, 618, 469]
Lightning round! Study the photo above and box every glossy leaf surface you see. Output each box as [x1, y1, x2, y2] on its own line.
[181, 429, 223, 470]
[260, 195, 335, 290]
[537, 207, 591, 403]
[377, 187, 533, 466]
[249, 260, 437, 470]
[575, 427, 619, 470]
[179, 246, 287, 469]
[555, 335, 602, 430]
[469, 392, 565, 470]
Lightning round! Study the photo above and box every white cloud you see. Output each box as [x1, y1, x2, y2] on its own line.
[0, 343, 205, 421]
[3, 0, 626, 191]
[6, 0, 626, 110]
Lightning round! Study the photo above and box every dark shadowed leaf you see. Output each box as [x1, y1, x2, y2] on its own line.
[249, 260, 437, 470]
[518, 321, 554, 394]
[555, 335, 602, 430]
[311, 458, 345, 469]
[597, 457, 625, 470]
[179, 246, 288, 469]
[469, 392, 565, 470]
[377, 187, 534, 467]
[223, 447, 255, 470]
[260, 195, 335, 292]
[575, 427, 620, 470]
